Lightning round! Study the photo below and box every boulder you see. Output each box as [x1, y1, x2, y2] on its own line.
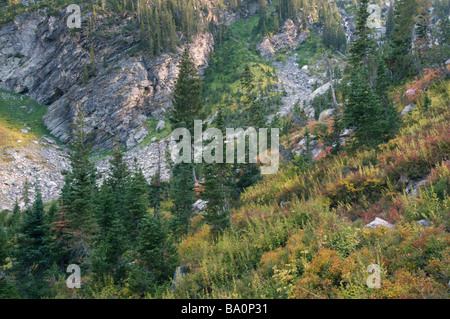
[193, 199, 208, 212]
[156, 120, 166, 131]
[318, 108, 334, 123]
[365, 217, 394, 229]
[401, 103, 415, 116]
[417, 219, 431, 227]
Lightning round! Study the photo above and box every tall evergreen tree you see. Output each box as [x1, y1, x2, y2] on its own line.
[170, 48, 203, 134]
[348, 0, 375, 68]
[61, 107, 98, 261]
[388, 0, 418, 80]
[257, 0, 268, 36]
[343, 68, 390, 148]
[201, 108, 230, 235]
[386, 3, 394, 39]
[169, 48, 202, 236]
[13, 186, 50, 298]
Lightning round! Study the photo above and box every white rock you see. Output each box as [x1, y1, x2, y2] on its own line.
[318, 108, 334, 123]
[156, 120, 166, 131]
[401, 103, 415, 116]
[366, 218, 394, 229]
[193, 199, 208, 211]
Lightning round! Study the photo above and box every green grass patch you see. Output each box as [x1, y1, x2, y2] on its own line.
[0, 89, 53, 149]
[295, 31, 325, 69]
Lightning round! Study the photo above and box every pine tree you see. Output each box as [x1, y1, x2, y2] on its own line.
[48, 202, 72, 270]
[242, 64, 265, 129]
[388, 0, 418, 80]
[0, 224, 7, 267]
[21, 178, 30, 208]
[349, 0, 375, 68]
[170, 162, 195, 236]
[136, 211, 175, 282]
[342, 67, 389, 148]
[148, 171, 164, 214]
[127, 161, 149, 232]
[169, 48, 202, 236]
[374, 54, 400, 140]
[170, 48, 203, 134]
[257, 0, 268, 36]
[89, 44, 96, 77]
[386, 3, 394, 39]
[92, 182, 127, 282]
[82, 64, 89, 85]
[201, 108, 230, 235]
[13, 186, 51, 298]
[6, 199, 21, 238]
[61, 106, 98, 261]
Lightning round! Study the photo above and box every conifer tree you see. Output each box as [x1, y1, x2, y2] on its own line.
[257, 0, 268, 36]
[349, 0, 375, 68]
[89, 44, 96, 77]
[170, 48, 203, 134]
[342, 67, 388, 148]
[388, 0, 418, 80]
[169, 48, 202, 236]
[127, 161, 149, 232]
[386, 3, 394, 39]
[201, 108, 230, 235]
[13, 186, 50, 298]
[136, 211, 175, 284]
[82, 64, 89, 85]
[92, 182, 127, 282]
[61, 106, 98, 261]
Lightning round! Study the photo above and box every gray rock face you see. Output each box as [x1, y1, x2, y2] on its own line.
[271, 55, 316, 118]
[257, 19, 308, 60]
[0, 141, 69, 211]
[0, 10, 214, 152]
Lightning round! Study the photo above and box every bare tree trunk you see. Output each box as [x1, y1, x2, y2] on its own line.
[326, 58, 340, 108]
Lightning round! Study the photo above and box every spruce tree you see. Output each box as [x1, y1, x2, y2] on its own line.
[342, 68, 388, 148]
[169, 48, 202, 236]
[170, 47, 202, 134]
[258, 0, 268, 36]
[127, 161, 149, 233]
[201, 108, 230, 235]
[136, 211, 175, 284]
[388, 0, 418, 80]
[61, 107, 98, 261]
[348, 0, 375, 68]
[89, 44, 96, 77]
[13, 186, 51, 298]
[92, 182, 127, 283]
[386, 3, 394, 40]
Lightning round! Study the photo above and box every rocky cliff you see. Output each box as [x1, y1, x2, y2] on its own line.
[0, 8, 214, 151]
[0, 5, 216, 210]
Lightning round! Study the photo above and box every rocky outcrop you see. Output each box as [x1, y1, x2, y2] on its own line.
[0, 140, 69, 211]
[257, 19, 308, 60]
[272, 54, 316, 118]
[0, 135, 177, 211]
[0, 9, 214, 152]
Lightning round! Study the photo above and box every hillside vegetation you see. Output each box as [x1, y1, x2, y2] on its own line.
[0, 0, 449, 299]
